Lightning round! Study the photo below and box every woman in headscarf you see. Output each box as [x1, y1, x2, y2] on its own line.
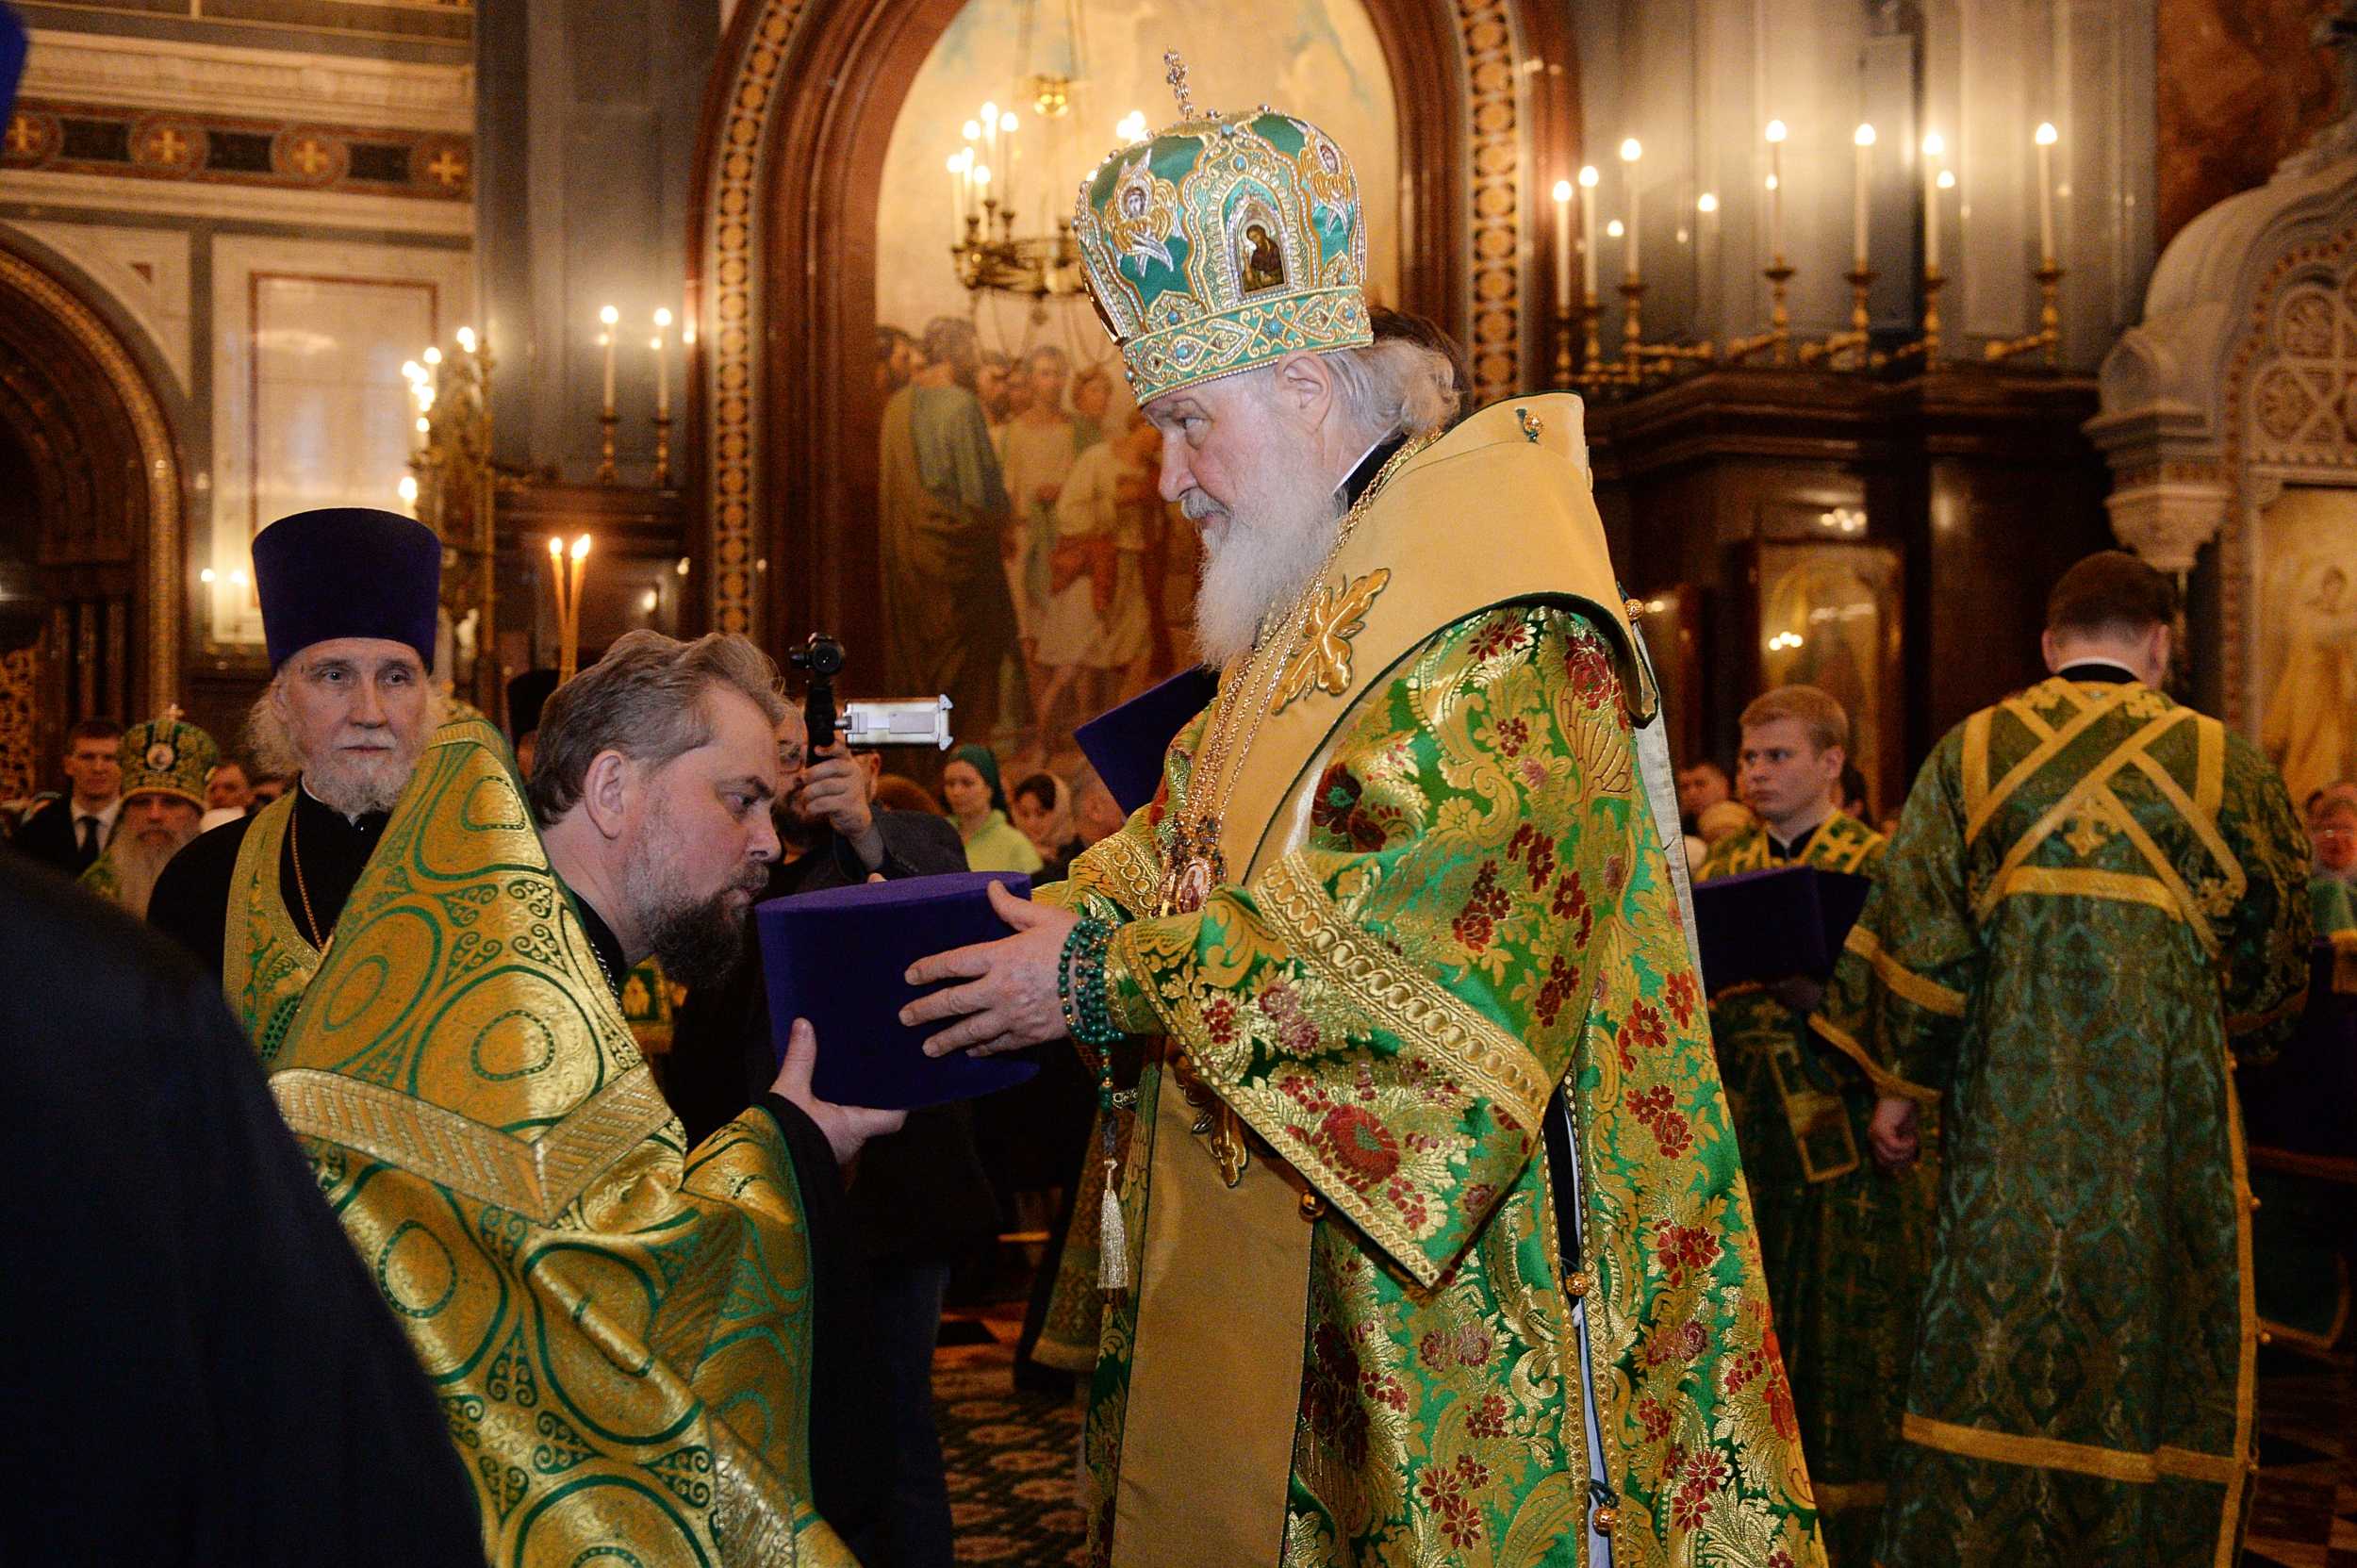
[1010, 771, 1088, 883]
[939, 744, 1042, 875]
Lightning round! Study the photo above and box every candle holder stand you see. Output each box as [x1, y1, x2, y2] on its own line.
[1613, 278, 1712, 388]
[1985, 264, 2064, 367]
[597, 410, 618, 485]
[1723, 259, 1798, 366]
[651, 412, 673, 489]
[1888, 266, 1946, 371]
[1801, 268, 1881, 371]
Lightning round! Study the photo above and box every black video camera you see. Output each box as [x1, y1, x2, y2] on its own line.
[789, 633, 954, 752]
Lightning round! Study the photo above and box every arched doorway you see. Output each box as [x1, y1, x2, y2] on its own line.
[0, 239, 185, 781]
[688, 0, 1579, 650]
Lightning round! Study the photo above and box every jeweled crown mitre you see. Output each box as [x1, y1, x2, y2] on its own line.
[1071, 54, 1371, 404]
[118, 706, 218, 809]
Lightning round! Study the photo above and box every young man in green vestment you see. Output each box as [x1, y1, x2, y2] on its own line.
[1811, 552, 2313, 1568]
[899, 70, 1826, 1568]
[1694, 686, 1931, 1567]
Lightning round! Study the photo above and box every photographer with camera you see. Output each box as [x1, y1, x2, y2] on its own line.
[664, 636, 990, 1568]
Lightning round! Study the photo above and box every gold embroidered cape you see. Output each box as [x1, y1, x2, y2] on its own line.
[265, 719, 853, 1567]
[1809, 675, 2312, 1567]
[1045, 394, 1825, 1567]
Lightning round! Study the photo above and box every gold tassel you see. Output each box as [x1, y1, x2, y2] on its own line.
[1097, 1157, 1129, 1303]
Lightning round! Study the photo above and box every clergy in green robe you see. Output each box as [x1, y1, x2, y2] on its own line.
[1810, 553, 2312, 1568]
[265, 632, 904, 1566]
[1695, 686, 1932, 1567]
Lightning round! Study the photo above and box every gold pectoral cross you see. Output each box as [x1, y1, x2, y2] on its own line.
[1274, 568, 1390, 713]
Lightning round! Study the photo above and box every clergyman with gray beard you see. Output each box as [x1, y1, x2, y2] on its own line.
[78, 709, 223, 920]
[149, 508, 447, 1024]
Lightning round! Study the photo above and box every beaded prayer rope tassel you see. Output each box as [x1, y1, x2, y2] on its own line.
[1058, 917, 1129, 1299]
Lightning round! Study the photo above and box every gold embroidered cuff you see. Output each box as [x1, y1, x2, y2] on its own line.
[1103, 918, 1173, 1038]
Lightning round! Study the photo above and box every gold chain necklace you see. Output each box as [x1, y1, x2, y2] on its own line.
[1157, 432, 1436, 916]
[288, 802, 328, 950]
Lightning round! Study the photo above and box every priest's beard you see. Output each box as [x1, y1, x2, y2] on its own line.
[113, 821, 198, 918]
[622, 792, 768, 989]
[1188, 451, 1343, 668]
[248, 689, 440, 818]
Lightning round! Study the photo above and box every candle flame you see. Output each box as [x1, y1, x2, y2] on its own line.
[980, 101, 998, 122]
[570, 534, 593, 563]
[423, 346, 443, 366]
[2034, 122, 2058, 146]
[1619, 137, 1642, 162]
[454, 325, 477, 353]
[1921, 131, 1944, 158]
[1696, 191, 1719, 213]
[963, 119, 981, 140]
[973, 164, 992, 187]
[1854, 123, 1876, 147]
[1551, 178, 1573, 204]
[1764, 119, 1788, 144]
[1766, 173, 1780, 191]
[1000, 111, 1017, 131]
[1607, 219, 1625, 238]
[1577, 164, 1599, 188]
[653, 306, 672, 329]
[599, 304, 619, 326]
[650, 335, 663, 351]
[402, 359, 422, 381]
[397, 475, 419, 503]
[1937, 169, 1956, 190]
[548, 536, 565, 559]
[946, 153, 963, 173]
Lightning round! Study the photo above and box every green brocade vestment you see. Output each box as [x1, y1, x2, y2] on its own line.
[1042, 396, 1824, 1568]
[263, 720, 853, 1568]
[1694, 816, 1933, 1566]
[1809, 676, 2312, 1568]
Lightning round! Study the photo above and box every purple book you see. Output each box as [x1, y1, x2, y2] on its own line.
[754, 871, 1041, 1110]
[1692, 864, 1873, 991]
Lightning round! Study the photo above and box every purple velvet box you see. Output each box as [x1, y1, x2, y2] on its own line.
[1075, 667, 1219, 816]
[753, 871, 1041, 1110]
[1691, 865, 1872, 991]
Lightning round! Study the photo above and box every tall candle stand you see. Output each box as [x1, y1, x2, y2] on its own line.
[651, 412, 673, 489]
[597, 410, 618, 484]
[1723, 259, 1798, 366]
[1613, 278, 1712, 387]
[1800, 268, 1880, 370]
[1985, 264, 2064, 367]
[1888, 267, 1946, 371]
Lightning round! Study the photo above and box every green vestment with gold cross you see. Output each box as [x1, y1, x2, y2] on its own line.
[261, 719, 854, 1567]
[1041, 396, 1826, 1568]
[1808, 674, 2312, 1568]
[1693, 813, 1934, 1566]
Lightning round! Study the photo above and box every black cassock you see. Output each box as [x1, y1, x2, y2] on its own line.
[0, 853, 484, 1564]
[148, 784, 386, 977]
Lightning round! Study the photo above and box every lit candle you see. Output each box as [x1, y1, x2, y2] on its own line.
[547, 535, 569, 677]
[1551, 179, 1574, 313]
[598, 305, 618, 412]
[999, 109, 1018, 215]
[652, 308, 672, 417]
[2034, 121, 2058, 265]
[1577, 165, 1600, 298]
[455, 324, 477, 355]
[1920, 132, 1944, 272]
[947, 152, 964, 233]
[1764, 120, 1788, 260]
[980, 102, 998, 192]
[1619, 138, 1643, 280]
[422, 343, 442, 402]
[1852, 124, 1876, 271]
[564, 534, 593, 682]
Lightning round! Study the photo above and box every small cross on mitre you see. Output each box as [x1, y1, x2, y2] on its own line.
[1163, 49, 1196, 118]
[162, 702, 185, 726]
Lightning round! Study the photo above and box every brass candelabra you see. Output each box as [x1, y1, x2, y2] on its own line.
[1722, 260, 1798, 367]
[1800, 268, 1880, 370]
[1887, 267, 1946, 371]
[1985, 263, 2064, 367]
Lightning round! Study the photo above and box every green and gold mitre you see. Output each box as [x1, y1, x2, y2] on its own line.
[1071, 52, 1370, 403]
[120, 705, 218, 808]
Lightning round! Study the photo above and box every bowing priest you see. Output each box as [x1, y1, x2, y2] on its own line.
[81, 708, 221, 920]
[150, 507, 444, 1047]
[262, 629, 900, 1564]
[1693, 685, 1929, 1564]
[1810, 551, 2311, 1566]
[903, 71, 1825, 1567]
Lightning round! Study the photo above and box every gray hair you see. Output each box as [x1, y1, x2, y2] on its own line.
[1320, 339, 1458, 445]
[526, 630, 787, 826]
[244, 677, 450, 777]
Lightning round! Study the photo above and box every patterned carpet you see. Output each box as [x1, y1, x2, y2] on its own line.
[935, 1309, 1088, 1565]
[930, 1317, 2354, 1565]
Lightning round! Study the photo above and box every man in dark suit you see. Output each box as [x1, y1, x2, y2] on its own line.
[9, 718, 124, 873]
[0, 853, 483, 1564]
[665, 703, 995, 1568]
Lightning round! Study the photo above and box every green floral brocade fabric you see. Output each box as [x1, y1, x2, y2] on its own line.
[1051, 605, 1825, 1567]
[1809, 676, 2312, 1568]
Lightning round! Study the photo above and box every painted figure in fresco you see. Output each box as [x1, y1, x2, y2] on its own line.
[1695, 685, 1931, 1567]
[878, 316, 1023, 751]
[907, 95, 1825, 1567]
[2264, 559, 2357, 811]
[998, 344, 1087, 733]
[1812, 552, 2311, 1568]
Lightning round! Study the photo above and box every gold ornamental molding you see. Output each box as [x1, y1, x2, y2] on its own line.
[696, 0, 1534, 639]
[0, 248, 184, 712]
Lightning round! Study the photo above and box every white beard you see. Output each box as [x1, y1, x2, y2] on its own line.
[1189, 462, 1343, 668]
[110, 824, 196, 918]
